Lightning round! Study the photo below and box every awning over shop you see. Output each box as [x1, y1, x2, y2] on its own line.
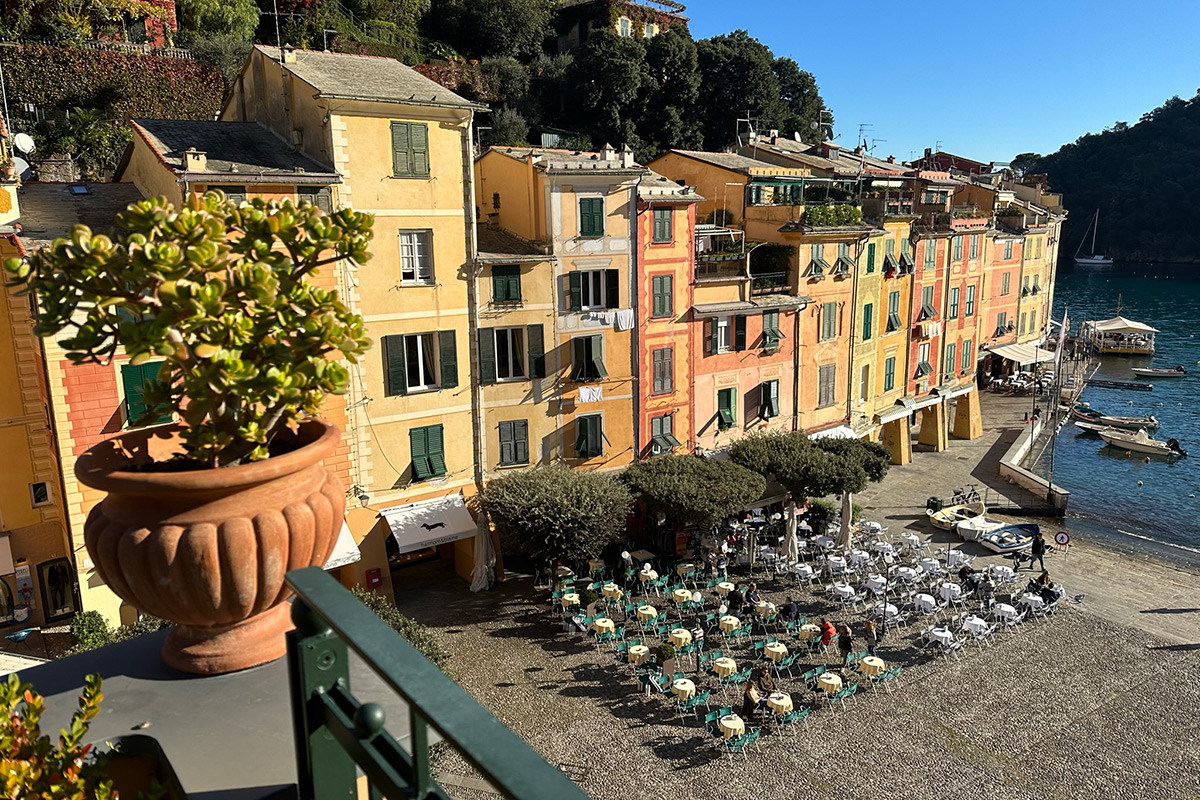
[988, 341, 1055, 365]
[323, 520, 362, 571]
[934, 383, 975, 399]
[380, 494, 477, 555]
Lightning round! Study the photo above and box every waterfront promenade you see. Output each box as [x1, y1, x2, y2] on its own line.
[856, 390, 1200, 645]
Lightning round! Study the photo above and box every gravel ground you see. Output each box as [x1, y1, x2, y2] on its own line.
[393, 561, 1200, 800]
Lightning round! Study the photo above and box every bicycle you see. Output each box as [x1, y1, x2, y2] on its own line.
[951, 485, 981, 504]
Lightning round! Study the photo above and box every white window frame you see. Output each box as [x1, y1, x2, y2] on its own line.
[494, 327, 526, 381]
[579, 269, 606, 311]
[405, 333, 438, 391]
[398, 229, 433, 285]
[716, 317, 732, 352]
[30, 481, 52, 508]
[618, 16, 631, 36]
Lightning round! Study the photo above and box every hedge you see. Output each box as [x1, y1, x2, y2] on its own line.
[3, 43, 224, 121]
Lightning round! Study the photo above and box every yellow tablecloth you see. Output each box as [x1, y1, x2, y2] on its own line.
[767, 692, 793, 715]
[861, 656, 886, 676]
[602, 583, 623, 599]
[675, 562, 695, 576]
[798, 624, 821, 641]
[627, 645, 650, 665]
[719, 615, 740, 632]
[716, 581, 735, 596]
[672, 589, 693, 605]
[561, 593, 580, 607]
[591, 617, 614, 635]
[671, 679, 695, 700]
[588, 558, 605, 573]
[719, 714, 745, 739]
[669, 628, 692, 648]
[713, 657, 737, 678]
[555, 566, 574, 577]
[639, 569, 658, 582]
[636, 605, 657, 622]
[755, 601, 777, 617]
[765, 642, 788, 662]
[817, 674, 842, 694]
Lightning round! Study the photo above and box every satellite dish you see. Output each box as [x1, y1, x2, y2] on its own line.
[13, 133, 35, 154]
[13, 157, 31, 181]
[809, 121, 819, 130]
[794, 131, 803, 142]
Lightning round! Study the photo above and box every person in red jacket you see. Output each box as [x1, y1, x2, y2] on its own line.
[819, 617, 837, 646]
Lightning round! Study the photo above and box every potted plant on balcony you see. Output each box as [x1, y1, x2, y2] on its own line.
[4, 191, 373, 674]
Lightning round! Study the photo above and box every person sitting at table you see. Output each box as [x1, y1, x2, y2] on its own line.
[741, 668, 769, 720]
[781, 596, 800, 622]
[863, 618, 879, 657]
[975, 575, 996, 609]
[1036, 570, 1051, 587]
[745, 584, 762, 605]
[958, 563, 977, 587]
[819, 618, 837, 647]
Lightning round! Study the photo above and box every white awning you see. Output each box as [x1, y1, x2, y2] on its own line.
[323, 521, 362, 571]
[380, 494, 477, 555]
[809, 424, 857, 440]
[1089, 315, 1157, 334]
[0, 533, 13, 576]
[988, 341, 1055, 365]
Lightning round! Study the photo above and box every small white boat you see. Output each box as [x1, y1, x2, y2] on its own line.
[956, 516, 1005, 541]
[927, 502, 986, 531]
[978, 524, 1037, 554]
[1074, 420, 1107, 434]
[1130, 365, 1187, 378]
[1073, 210, 1114, 266]
[1098, 427, 1186, 457]
[1071, 404, 1158, 429]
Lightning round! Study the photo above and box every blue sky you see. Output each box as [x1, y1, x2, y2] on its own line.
[685, 0, 1200, 163]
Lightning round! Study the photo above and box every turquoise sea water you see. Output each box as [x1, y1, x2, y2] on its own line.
[1040, 262, 1200, 564]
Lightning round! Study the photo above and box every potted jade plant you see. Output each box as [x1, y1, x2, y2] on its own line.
[4, 190, 373, 675]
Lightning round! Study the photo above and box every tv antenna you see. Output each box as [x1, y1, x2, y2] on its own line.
[935, 140, 944, 153]
[856, 123, 874, 149]
[870, 138, 887, 153]
[811, 109, 834, 141]
[736, 112, 760, 148]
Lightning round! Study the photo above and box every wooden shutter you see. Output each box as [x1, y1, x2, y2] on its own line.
[427, 425, 445, 476]
[605, 269, 619, 309]
[121, 363, 147, 424]
[568, 272, 583, 312]
[527, 325, 545, 378]
[575, 416, 589, 457]
[499, 421, 514, 465]
[391, 122, 411, 176]
[708, 318, 719, 356]
[410, 123, 429, 177]
[862, 303, 873, 341]
[867, 242, 876, 272]
[571, 337, 587, 382]
[409, 426, 430, 479]
[514, 420, 528, 464]
[733, 314, 746, 351]
[477, 328, 496, 385]
[383, 335, 408, 396]
[590, 334, 607, 379]
[438, 330, 457, 388]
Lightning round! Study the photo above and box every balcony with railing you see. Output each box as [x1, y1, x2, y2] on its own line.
[15, 567, 587, 800]
[695, 224, 748, 282]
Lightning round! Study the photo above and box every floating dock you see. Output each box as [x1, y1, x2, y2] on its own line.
[1085, 378, 1154, 392]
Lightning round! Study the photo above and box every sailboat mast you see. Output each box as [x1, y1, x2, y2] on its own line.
[1091, 209, 1098, 254]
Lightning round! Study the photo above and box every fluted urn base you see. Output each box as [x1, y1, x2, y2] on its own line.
[75, 420, 344, 676]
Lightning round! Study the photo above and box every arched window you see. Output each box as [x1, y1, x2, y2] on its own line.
[618, 17, 631, 37]
[38, 558, 76, 620]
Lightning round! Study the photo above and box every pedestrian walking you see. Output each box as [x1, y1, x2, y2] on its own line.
[1029, 532, 1046, 572]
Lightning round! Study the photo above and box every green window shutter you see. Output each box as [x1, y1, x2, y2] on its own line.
[492, 265, 521, 303]
[866, 243, 876, 273]
[568, 271, 583, 312]
[383, 335, 408, 396]
[477, 328, 496, 385]
[733, 314, 746, 351]
[718, 388, 736, 428]
[763, 311, 780, 349]
[391, 122, 411, 176]
[427, 425, 446, 476]
[651, 276, 663, 317]
[571, 337, 587, 382]
[574, 417, 588, 457]
[576, 416, 601, 457]
[514, 420, 529, 464]
[862, 303, 873, 341]
[410, 123, 429, 177]
[580, 198, 603, 237]
[652, 208, 672, 242]
[707, 318, 718, 356]
[591, 416, 603, 456]
[498, 421, 514, 466]
[527, 325, 545, 378]
[410, 426, 430, 479]
[605, 269, 619, 309]
[590, 334, 607, 379]
[438, 330, 457, 388]
[121, 363, 147, 425]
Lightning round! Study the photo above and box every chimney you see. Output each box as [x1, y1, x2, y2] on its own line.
[924, 147, 932, 158]
[282, 44, 297, 64]
[181, 148, 207, 172]
[601, 143, 616, 162]
[887, 155, 896, 163]
[621, 144, 635, 168]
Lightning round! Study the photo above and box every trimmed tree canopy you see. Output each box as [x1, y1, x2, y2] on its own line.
[730, 432, 890, 500]
[480, 465, 633, 564]
[623, 455, 765, 531]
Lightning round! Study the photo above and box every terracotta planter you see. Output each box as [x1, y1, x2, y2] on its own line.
[75, 420, 344, 675]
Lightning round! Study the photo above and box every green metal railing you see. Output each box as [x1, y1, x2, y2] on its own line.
[286, 567, 591, 800]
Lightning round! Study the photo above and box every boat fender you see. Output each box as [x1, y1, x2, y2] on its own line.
[1144, 457, 1150, 463]
[1137, 481, 1143, 487]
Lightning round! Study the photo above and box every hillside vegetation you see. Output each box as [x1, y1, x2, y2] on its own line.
[1032, 91, 1200, 263]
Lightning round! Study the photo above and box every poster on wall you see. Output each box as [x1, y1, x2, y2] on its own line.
[14, 563, 34, 609]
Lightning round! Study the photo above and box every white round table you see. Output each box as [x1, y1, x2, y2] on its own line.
[671, 678, 695, 700]
[833, 583, 856, 600]
[719, 615, 740, 633]
[850, 549, 871, 566]
[929, 628, 954, 646]
[602, 583, 623, 599]
[716, 581, 735, 596]
[669, 628, 692, 648]
[719, 714, 745, 739]
[627, 645, 650, 665]
[672, 588, 693, 605]
[939, 583, 962, 602]
[767, 692, 792, 714]
[591, 617, 615, 635]
[817, 674, 842, 694]
[914, 593, 937, 612]
[637, 605, 658, 622]
[765, 642, 788, 662]
[963, 615, 988, 635]
[755, 601, 777, 617]
[873, 602, 898, 619]
[713, 657, 737, 678]
[860, 656, 886, 676]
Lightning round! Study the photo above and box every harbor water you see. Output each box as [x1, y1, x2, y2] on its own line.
[1038, 261, 1200, 564]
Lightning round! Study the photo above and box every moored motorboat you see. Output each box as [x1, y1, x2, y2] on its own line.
[1130, 365, 1187, 378]
[926, 502, 986, 531]
[1074, 420, 1107, 434]
[956, 516, 1005, 541]
[1070, 404, 1157, 429]
[978, 524, 1038, 554]
[1098, 427, 1186, 457]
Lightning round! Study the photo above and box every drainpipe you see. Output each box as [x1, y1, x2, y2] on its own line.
[630, 176, 644, 459]
[792, 297, 802, 433]
[463, 110, 485, 491]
